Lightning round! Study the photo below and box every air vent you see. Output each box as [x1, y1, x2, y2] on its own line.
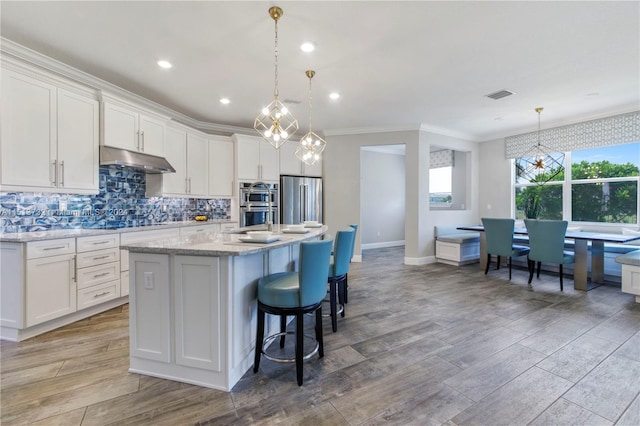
[283, 98, 302, 104]
[485, 89, 515, 100]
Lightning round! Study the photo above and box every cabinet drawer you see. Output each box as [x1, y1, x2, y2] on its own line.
[220, 222, 238, 231]
[77, 234, 119, 252]
[26, 238, 75, 259]
[77, 280, 120, 310]
[180, 224, 218, 237]
[77, 261, 120, 289]
[76, 247, 120, 269]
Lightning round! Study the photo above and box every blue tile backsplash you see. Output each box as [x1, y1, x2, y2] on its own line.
[0, 166, 231, 234]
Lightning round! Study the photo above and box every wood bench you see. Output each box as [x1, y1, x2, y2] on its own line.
[615, 250, 640, 303]
[435, 225, 480, 266]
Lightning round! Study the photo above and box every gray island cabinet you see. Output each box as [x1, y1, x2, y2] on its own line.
[122, 225, 327, 392]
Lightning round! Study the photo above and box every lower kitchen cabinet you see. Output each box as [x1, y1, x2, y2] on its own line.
[26, 253, 77, 327]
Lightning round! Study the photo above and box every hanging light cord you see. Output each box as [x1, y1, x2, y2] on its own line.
[308, 75, 313, 132]
[273, 17, 279, 99]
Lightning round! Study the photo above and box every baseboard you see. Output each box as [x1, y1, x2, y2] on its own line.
[404, 255, 437, 265]
[361, 240, 405, 250]
[352, 254, 362, 263]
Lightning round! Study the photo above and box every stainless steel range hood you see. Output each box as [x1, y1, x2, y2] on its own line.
[99, 146, 175, 173]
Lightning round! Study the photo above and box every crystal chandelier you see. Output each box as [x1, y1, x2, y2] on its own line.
[515, 107, 565, 185]
[295, 70, 326, 166]
[254, 6, 298, 149]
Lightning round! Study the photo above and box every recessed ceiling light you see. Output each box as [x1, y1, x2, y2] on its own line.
[300, 42, 316, 53]
[157, 60, 172, 69]
[220, 98, 230, 105]
[329, 92, 340, 100]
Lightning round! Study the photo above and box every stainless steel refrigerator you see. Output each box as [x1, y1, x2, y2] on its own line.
[280, 175, 323, 224]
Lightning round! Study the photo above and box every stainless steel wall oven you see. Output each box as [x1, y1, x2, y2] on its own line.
[239, 182, 279, 228]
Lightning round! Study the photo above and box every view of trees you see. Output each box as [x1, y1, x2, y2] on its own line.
[515, 160, 638, 223]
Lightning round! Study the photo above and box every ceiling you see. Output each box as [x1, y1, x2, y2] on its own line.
[1, 1, 638, 141]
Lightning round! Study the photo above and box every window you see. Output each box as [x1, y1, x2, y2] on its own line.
[514, 143, 639, 224]
[571, 144, 639, 223]
[429, 166, 452, 206]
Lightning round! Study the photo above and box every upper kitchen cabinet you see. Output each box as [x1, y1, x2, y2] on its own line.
[102, 99, 166, 157]
[209, 136, 234, 197]
[0, 67, 99, 194]
[233, 134, 279, 182]
[279, 141, 323, 177]
[146, 125, 208, 197]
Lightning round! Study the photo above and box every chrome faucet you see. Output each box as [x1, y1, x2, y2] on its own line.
[248, 181, 273, 231]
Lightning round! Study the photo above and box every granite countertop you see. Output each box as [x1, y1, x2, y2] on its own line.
[0, 220, 237, 243]
[121, 224, 328, 257]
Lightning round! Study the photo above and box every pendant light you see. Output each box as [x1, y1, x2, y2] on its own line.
[515, 107, 565, 185]
[254, 6, 298, 149]
[296, 70, 326, 165]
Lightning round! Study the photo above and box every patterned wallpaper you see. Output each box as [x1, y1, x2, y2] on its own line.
[505, 111, 640, 159]
[0, 166, 231, 234]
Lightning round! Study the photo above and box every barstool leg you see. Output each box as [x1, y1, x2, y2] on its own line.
[344, 274, 349, 304]
[253, 307, 265, 373]
[315, 306, 324, 358]
[329, 278, 338, 332]
[338, 277, 346, 318]
[296, 313, 304, 386]
[279, 315, 287, 348]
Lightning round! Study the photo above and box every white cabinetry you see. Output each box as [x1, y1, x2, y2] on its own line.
[102, 101, 166, 157]
[120, 228, 180, 297]
[147, 126, 208, 197]
[76, 234, 121, 309]
[209, 136, 235, 197]
[1, 68, 99, 193]
[279, 141, 323, 177]
[233, 134, 279, 182]
[25, 239, 77, 327]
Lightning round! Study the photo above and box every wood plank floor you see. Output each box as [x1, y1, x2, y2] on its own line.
[2, 247, 640, 425]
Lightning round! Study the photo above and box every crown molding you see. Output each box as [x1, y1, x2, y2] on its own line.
[323, 124, 421, 137]
[1, 37, 253, 136]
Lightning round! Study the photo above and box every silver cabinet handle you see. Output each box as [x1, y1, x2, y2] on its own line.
[43, 245, 67, 251]
[93, 291, 110, 298]
[72, 256, 76, 281]
[93, 272, 111, 278]
[189, 178, 192, 193]
[93, 255, 110, 260]
[141, 130, 145, 151]
[136, 130, 141, 151]
[59, 160, 65, 187]
[92, 240, 110, 245]
[50, 160, 57, 186]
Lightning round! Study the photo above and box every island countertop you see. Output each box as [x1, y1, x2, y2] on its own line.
[121, 224, 328, 256]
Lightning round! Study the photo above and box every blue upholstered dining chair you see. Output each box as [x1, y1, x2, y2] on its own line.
[327, 228, 355, 332]
[253, 238, 333, 386]
[482, 218, 530, 280]
[524, 219, 575, 291]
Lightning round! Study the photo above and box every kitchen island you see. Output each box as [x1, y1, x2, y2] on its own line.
[121, 224, 327, 391]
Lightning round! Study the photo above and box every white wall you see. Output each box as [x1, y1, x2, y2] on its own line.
[360, 149, 405, 247]
[478, 138, 512, 219]
[324, 129, 479, 264]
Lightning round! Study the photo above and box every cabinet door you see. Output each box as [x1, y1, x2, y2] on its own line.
[173, 255, 222, 371]
[209, 136, 234, 197]
[162, 127, 188, 195]
[186, 132, 208, 197]
[57, 89, 99, 192]
[1, 70, 56, 189]
[103, 102, 139, 151]
[139, 115, 165, 156]
[26, 253, 76, 327]
[235, 137, 260, 181]
[279, 142, 302, 176]
[260, 142, 280, 181]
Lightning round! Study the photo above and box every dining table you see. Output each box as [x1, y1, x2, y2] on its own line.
[457, 225, 640, 291]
